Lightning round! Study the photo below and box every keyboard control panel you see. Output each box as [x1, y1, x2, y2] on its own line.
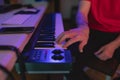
[23, 49, 72, 63]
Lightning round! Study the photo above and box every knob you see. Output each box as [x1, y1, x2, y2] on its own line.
[51, 55, 64, 60]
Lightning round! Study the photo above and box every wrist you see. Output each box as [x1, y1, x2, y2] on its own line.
[78, 25, 89, 31]
[110, 40, 120, 49]
[77, 25, 90, 36]
[113, 35, 120, 48]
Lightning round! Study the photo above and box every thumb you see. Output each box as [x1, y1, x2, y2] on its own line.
[94, 47, 104, 55]
[79, 41, 87, 53]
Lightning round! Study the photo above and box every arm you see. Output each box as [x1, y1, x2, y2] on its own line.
[76, 0, 91, 26]
[56, 0, 91, 52]
[95, 34, 120, 61]
[75, 0, 91, 36]
[111, 34, 120, 48]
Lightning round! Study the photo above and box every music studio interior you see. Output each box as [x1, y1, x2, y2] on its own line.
[0, 0, 120, 80]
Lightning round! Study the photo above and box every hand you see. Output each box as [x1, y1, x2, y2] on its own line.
[94, 42, 118, 61]
[56, 26, 89, 52]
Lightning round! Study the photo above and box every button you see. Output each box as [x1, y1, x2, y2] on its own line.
[52, 49, 64, 54]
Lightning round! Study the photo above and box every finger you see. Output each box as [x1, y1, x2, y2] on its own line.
[56, 32, 64, 43]
[94, 47, 104, 55]
[62, 36, 81, 48]
[58, 34, 70, 44]
[94, 48, 104, 60]
[79, 40, 87, 53]
[95, 49, 109, 61]
[56, 32, 65, 44]
[96, 52, 108, 61]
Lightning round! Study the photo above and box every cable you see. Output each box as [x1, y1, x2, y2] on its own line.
[0, 45, 26, 80]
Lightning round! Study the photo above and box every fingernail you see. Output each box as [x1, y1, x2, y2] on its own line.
[80, 49, 83, 53]
[62, 45, 66, 48]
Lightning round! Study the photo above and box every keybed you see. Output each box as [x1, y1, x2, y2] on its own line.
[34, 13, 64, 49]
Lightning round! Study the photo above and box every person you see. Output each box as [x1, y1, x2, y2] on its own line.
[56, 0, 120, 80]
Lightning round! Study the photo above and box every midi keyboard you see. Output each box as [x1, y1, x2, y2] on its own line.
[15, 13, 72, 74]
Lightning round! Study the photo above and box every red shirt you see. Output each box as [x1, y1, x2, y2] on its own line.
[88, 0, 120, 33]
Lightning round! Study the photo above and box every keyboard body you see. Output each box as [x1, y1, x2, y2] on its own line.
[15, 13, 72, 74]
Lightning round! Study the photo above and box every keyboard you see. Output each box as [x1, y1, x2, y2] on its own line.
[34, 13, 64, 49]
[15, 13, 72, 74]
[2, 14, 32, 25]
[34, 13, 56, 48]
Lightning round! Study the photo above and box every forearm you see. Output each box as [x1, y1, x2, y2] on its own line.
[76, 12, 88, 26]
[76, 11, 90, 34]
[111, 34, 120, 49]
[76, 0, 91, 28]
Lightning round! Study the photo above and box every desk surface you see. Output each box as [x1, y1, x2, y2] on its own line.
[0, 3, 48, 80]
